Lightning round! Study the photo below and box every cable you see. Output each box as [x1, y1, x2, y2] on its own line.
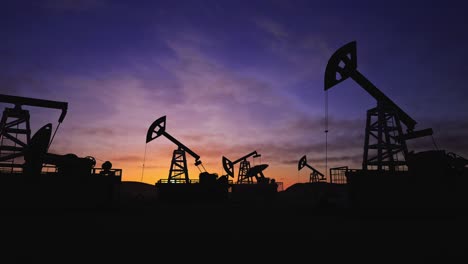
[200, 163, 206, 172]
[94, 156, 105, 162]
[196, 163, 206, 173]
[431, 135, 439, 151]
[47, 122, 61, 152]
[141, 143, 148, 182]
[325, 90, 329, 181]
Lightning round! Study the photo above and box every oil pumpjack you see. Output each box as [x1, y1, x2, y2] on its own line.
[146, 116, 205, 184]
[0, 94, 67, 173]
[146, 116, 228, 201]
[222, 151, 261, 184]
[298, 155, 325, 183]
[293, 155, 350, 207]
[324, 41, 468, 209]
[222, 151, 278, 202]
[325, 41, 434, 172]
[0, 94, 122, 209]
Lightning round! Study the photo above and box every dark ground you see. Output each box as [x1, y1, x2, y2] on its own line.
[1, 181, 467, 262]
[2, 201, 467, 262]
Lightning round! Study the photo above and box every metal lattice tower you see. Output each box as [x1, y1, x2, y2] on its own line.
[363, 102, 408, 171]
[237, 160, 253, 184]
[324, 41, 433, 173]
[222, 151, 261, 184]
[298, 155, 325, 183]
[168, 148, 190, 183]
[0, 94, 68, 174]
[0, 106, 32, 173]
[310, 171, 321, 183]
[146, 116, 205, 184]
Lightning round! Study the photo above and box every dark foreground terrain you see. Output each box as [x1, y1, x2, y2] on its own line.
[1, 181, 467, 262]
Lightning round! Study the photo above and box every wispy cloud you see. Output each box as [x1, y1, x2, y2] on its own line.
[4, 14, 466, 190]
[0, 71, 50, 96]
[253, 16, 332, 82]
[42, 0, 107, 12]
[409, 119, 468, 157]
[37, 38, 368, 181]
[111, 155, 143, 163]
[71, 127, 116, 137]
[255, 18, 289, 41]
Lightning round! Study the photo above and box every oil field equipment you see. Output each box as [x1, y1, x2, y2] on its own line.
[323, 41, 468, 209]
[325, 41, 433, 172]
[146, 115, 207, 183]
[245, 164, 275, 184]
[222, 151, 261, 184]
[298, 155, 326, 183]
[23, 123, 97, 179]
[146, 115, 227, 201]
[0, 94, 121, 209]
[0, 94, 67, 172]
[16, 123, 122, 208]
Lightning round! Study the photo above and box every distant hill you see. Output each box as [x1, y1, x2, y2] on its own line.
[279, 182, 349, 208]
[118, 181, 158, 207]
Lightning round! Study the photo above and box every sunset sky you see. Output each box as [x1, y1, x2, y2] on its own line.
[2, 0, 467, 189]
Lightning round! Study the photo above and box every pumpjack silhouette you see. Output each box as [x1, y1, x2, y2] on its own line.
[298, 155, 325, 183]
[222, 151, 279, 202]
[146, 115, 229, 202]
[323, 41, 468, 209]
[0, 94, 122, 209]
[1, 41, 466, 212]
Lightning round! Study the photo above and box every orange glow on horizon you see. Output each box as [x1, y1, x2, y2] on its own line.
[116, 157, 343, 191]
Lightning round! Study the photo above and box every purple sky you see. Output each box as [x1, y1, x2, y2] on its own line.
[1, 0, 467, 189]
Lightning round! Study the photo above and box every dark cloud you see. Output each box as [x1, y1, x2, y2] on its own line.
[140, 165, 165, 169]
[71, 127, 116, 137]
[305, 154, 362, 165]
[111, 155, 143, 162]
[180, 115, 368, 170]
[436, 136, 468, 156]
[178, 132, 225, 143]
[277, 117, 468, 168]
[282, 159, 300, 165]
[192, 135, 362, 166]
[407, 118, 468, 157]
[178, 134, 206, 142]
[259, 140, 361, 165]
[0, 72, 50, 96]
[281, 153, 362, 167]
[0, 80, 20, 95]
[287, 115, 365, 136]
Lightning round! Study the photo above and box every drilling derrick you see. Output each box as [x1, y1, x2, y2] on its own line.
[298, 155, 325, 183]
[222, 151, 261, 184]
[324, 41, 433, 172]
